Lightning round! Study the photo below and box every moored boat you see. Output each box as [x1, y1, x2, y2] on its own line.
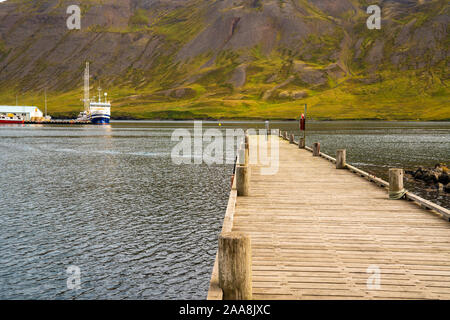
[90, 101, 111, 124]
[78, 62, 111, 125]
[0, 114, 25, 124]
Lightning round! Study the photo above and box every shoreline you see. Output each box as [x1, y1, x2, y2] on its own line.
[47, 117, 450, 122]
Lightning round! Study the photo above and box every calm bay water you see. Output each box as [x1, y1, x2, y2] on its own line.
[0, 121, 448, 299]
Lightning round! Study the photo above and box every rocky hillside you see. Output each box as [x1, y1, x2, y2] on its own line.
[0, 0, 448, 119]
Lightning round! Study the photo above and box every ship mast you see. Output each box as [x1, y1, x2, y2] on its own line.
[44, 88, 47, 117]
[98, 87, 102, 103]
[83, 62, 90, 112]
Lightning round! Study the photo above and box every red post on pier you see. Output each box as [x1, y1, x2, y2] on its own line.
[298, 104, 307, 149]
[299, 113, 305, 131]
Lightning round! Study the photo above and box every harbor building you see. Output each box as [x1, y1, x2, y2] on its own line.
[0, 106, 44, 121]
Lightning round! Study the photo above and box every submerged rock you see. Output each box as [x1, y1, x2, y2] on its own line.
[445, 183, 450, 193]
[407, 164, 450, 193]
[439, 172, 449, 185]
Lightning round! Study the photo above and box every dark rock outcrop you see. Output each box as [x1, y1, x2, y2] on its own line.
[445, 183, 450, 193]
[407, 164, 450, 193]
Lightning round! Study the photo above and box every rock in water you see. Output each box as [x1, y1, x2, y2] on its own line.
[445, 183, 450, 193]
[438, 172, 449, 185]
[407, 164, 450, 192]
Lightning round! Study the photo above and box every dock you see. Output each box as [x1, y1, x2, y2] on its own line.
[24, 120, 93, 125]
[208, 133, 450, 300]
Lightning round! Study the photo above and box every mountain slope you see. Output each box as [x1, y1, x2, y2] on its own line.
[0, 0, 448, 120]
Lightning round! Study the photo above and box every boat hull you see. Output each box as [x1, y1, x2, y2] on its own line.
[0, 120, 25, 124]
[91, 115, 110, 124]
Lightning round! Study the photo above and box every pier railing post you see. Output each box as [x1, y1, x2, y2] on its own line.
[244, 133, 249, 166]
[238, 144, 245, 165]
[312, 142, 320, 156]
[236, 165, 250, 196]
[218, 232, 252, 300]
[389, 168, 406, 200]
[245, 143, 249, 166]
[289, 134, 294, 144]
[283, 131, 287, 140]
[336, 149, 346, 169]
[298, 138, 305, 149]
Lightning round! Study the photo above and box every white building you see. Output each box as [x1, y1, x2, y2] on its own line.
[0, 106, 44, 121]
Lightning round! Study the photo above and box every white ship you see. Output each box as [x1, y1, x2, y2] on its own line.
[77, 62, 111, 124]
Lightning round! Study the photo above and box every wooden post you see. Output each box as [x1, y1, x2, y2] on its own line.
[312, 142, 320, 156]
[389, 168, 404, 192]
[389, 168, 406, 199]
[298, 138, 305, 149]
[237, 144, 245, 165]
[218, 232, 252, 300]
[336, 149, 346, 169]
[244, 142, 249, 166]
[236, 165, 249, 196]
[283, 131, 287, 140]
[289, 134, 294, 144]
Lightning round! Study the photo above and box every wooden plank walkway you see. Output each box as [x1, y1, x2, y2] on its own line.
[208, 135, 450, 300]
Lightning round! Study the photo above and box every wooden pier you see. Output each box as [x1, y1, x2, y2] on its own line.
[208, 133, 450, 300]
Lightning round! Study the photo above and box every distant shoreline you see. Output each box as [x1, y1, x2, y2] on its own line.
[49, 116, 450, 122]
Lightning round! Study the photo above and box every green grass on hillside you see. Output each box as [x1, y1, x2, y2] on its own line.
[1, 68, 448, 121]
